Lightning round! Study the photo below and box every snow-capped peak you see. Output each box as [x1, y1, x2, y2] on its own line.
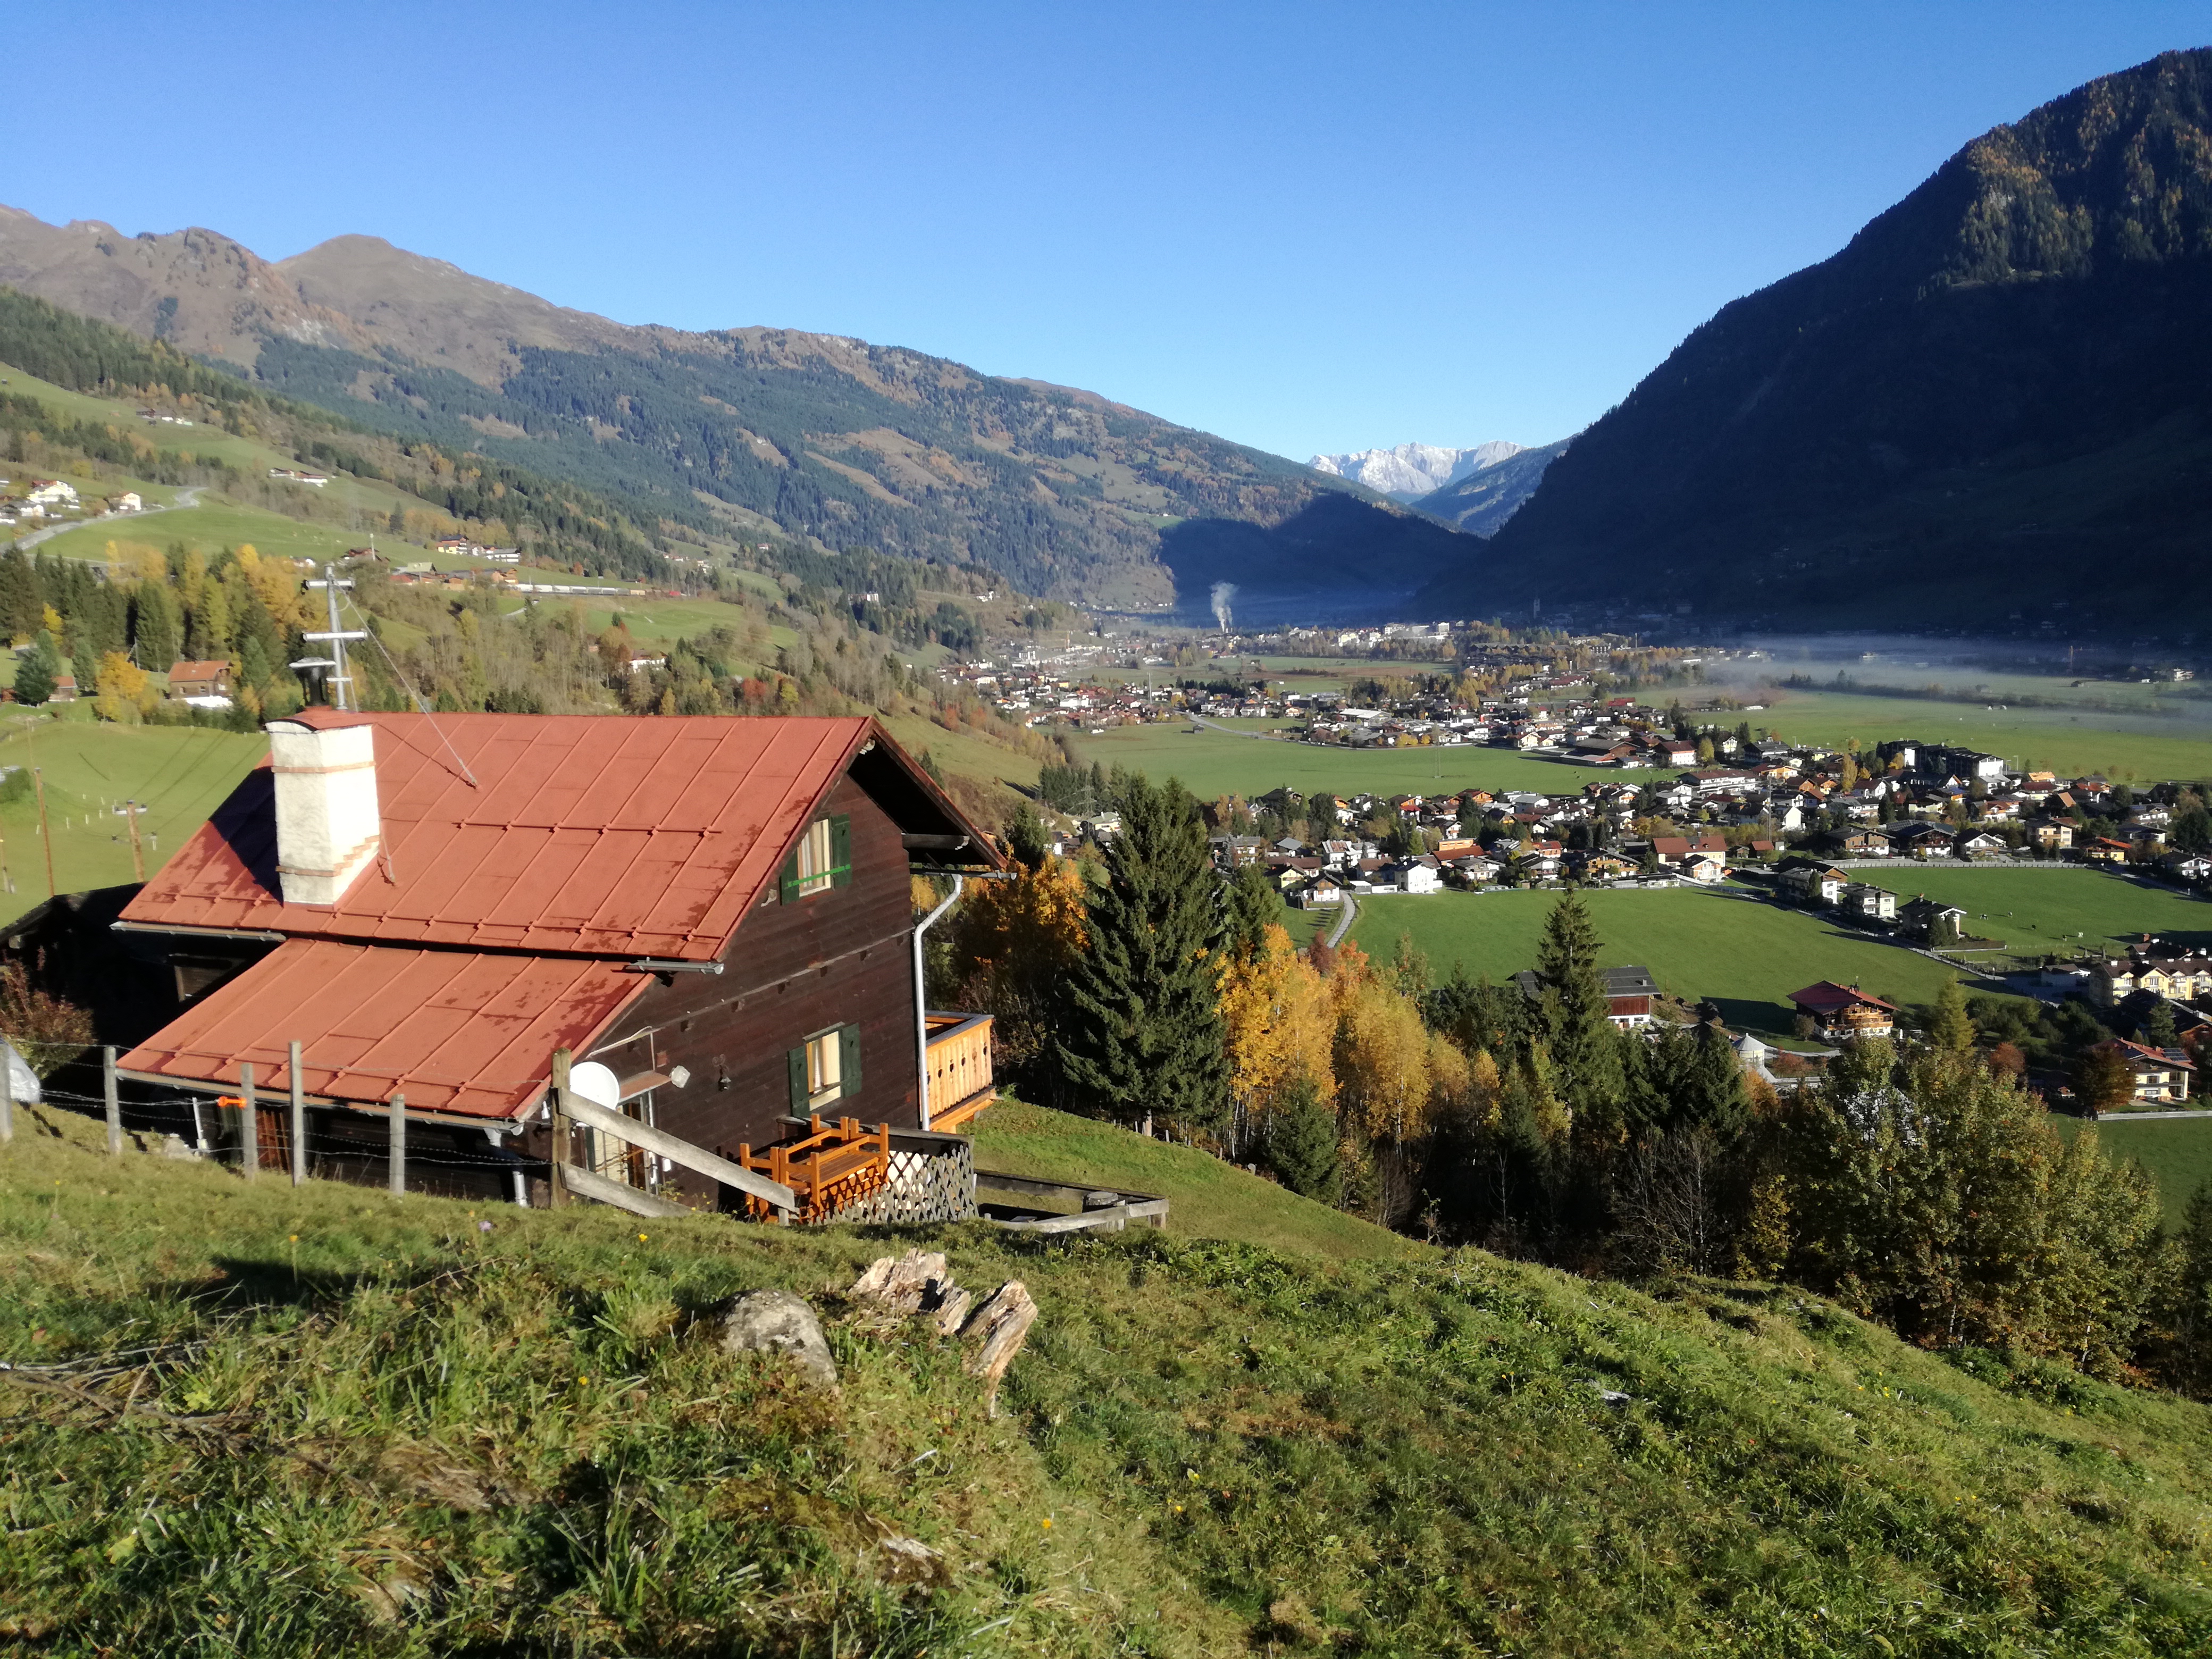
[1307, 441, 1523, 502]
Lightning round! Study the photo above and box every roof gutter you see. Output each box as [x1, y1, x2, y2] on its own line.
[111, 922, 286, 943]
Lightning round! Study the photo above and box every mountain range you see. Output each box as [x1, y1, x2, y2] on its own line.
[1308, 440, 1523, 501]
[0, 208, 1466, 621]
[1424, 47, 2212, 639]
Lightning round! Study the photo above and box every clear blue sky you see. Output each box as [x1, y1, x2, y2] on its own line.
[8, 3, 2208, 461]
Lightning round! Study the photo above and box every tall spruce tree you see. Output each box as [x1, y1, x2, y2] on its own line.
[1531, 893, 1624, 1133]
[130, 581, 181, 671]
[1054, 775, 1230, 1130]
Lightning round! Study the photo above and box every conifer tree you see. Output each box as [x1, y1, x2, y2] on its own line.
[1531, 893, 1624, 1132]
[1261, 1072, 1340, 1202]
[11, 636, 55, 705]
[1929, 978, 1976, 1055]
[1054, 775, 1229, 1130]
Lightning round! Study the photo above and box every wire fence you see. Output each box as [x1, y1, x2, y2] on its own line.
[1, 1040, 541, 1205]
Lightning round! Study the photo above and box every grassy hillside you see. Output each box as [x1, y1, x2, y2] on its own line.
[970, 1097, 1422, 1261]
[9, 1104, 2212, 1654]
[1345, 887, 1985, 1037]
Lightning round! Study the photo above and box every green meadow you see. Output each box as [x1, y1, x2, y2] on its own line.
[31, 501, 368, 568]
[0, 719, 264, 924]
[1342, 887, 1981, 1037]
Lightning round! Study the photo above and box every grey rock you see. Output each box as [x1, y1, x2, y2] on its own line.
[714, 1289, 839, 1388]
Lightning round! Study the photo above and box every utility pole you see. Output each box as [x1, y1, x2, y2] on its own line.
[125, 799, 145, 882]
[302, 564, 367, 710]
[32, 766, 53, 898]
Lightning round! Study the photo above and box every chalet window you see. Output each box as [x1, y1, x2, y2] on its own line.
[780, 815, 852, 901]
[790, 1025, 861, 1110]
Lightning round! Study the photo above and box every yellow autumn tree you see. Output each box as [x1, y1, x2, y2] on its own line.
[235, 546, 306, 628]
[1219, 922, 1337, 1127]
[1335, 981, 1433, 1146]
[91, 649, 156, 723]
[941, 854, 1090, 1087]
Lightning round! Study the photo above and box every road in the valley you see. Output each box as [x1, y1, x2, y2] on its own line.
[9, 485, 206, 552]
[1323, 893, 1359, 949]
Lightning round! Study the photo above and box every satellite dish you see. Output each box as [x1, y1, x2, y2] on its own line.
[568, 1061, 619, 1110]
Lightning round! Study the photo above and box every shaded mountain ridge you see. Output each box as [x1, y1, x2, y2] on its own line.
[1422, 47, 2212, 637]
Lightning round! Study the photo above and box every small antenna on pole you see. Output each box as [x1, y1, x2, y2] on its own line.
[303, 563, 367, 710]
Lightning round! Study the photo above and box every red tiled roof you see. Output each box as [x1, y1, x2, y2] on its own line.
[117, 939, 647, 1117]
[119, 711, 893, 961]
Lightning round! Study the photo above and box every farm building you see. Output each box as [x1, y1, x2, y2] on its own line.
[110, 711, 1003, 1219]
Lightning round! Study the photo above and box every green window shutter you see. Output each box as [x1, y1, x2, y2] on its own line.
[778, 845, 800, 904]
[830, 814, 853, 887]
[839, 1024, 861, 1099]
[787, 1045, 808, 1109]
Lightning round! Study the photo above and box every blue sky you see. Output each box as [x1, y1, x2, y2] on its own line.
[9, 3, 2208, 460]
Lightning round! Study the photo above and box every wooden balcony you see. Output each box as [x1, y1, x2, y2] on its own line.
[925, 1010, 995, 1130]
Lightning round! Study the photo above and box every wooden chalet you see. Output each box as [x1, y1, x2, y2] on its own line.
[111, 711, 1004, 1214]
[1787, 981, 1898, 1040]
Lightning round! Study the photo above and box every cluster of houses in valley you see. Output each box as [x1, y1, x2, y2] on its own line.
[0, 476, 145, 529]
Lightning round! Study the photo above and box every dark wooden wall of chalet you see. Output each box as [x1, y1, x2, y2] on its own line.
[589, 771, 919, 1205]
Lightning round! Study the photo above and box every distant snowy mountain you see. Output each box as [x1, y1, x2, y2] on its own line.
[1308, 440, 1523, 502]
[1410, 437, 1571, 537]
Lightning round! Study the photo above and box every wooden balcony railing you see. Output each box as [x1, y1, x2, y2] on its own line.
[924, 1010, 995, 1130]
[730, 1115, 890, 1224]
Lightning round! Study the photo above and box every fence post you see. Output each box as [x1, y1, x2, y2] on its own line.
[549, 1048, 571, 1210]
[238, 1061, 258, 1182]
[388, 1094, 405, 1195]
[288, 1041, 306, 1187]
[1, 1035, 14, 1146]
[103, 1045, 121, 1156]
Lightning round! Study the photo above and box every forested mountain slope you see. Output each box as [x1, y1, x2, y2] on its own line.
[1422, 48, 2212, 637]
[0, 211, 1463, 615]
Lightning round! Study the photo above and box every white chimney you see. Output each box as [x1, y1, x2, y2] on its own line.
[266, 719, 382, 907]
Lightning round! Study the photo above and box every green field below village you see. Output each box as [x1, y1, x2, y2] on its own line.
[1070, 723, 1659, 802]
[1752, 686, 2212, 785]
[1868, 867, 2212, 956]
[0, 720, 263, 925]
[1339, 887, 1981, 1038]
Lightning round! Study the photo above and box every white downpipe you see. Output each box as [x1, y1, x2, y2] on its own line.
[912, 875, 964, 1129]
